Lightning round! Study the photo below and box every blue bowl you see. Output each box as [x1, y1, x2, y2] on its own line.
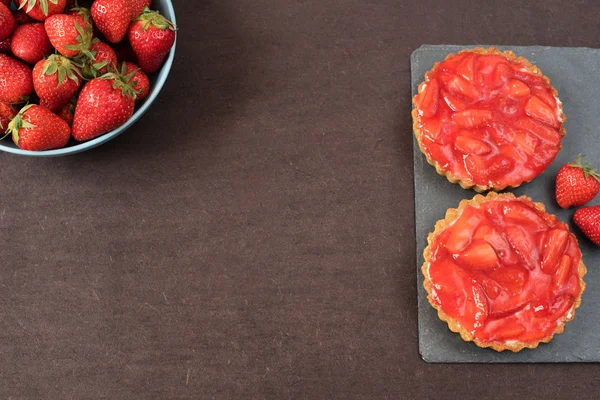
[0, 0, 177, 157]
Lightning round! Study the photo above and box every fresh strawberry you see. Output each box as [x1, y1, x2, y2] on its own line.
[72, 72, 137, 141]
[122, 61, 149, 103]
[0, 0, 9, 6]
[573, 205, 600, 246]
[556, 155, 600, 208]
[0, 54, 33, 103]
[57, 99, 75, 126]
[91, 0, 132, 44]
[13, 10, 36, 25]
[33, 54, 82, 112]
[79, 40, 116, 79]
[10, 23, 53, 64]
[67, 4, 92, 28]
[6, 104, 70, 150]
[0, 101, 18, 131]
[128, 8, 176, 73]
[17, 0, 67, 21]
[45, 13, 93, 58]
[0, 3, 17, 42]
[130, 0, 150, 19]
[0, 38, 10, 54]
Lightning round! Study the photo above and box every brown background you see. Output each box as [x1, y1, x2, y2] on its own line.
[1, 0, 600, 398]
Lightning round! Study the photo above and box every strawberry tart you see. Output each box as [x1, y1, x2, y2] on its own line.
[413, 48, 566, 192]
[422, 192, 586, 352]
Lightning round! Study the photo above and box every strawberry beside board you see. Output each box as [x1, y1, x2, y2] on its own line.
[0, 0, 176, 152]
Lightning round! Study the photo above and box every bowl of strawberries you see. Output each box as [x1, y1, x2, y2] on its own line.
[0, 0, 177, 156]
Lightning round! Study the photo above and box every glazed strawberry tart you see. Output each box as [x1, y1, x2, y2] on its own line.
[422, 192, 586, 352]
[413, 48, 565, 192]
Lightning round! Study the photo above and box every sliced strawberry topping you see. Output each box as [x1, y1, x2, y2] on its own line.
[427, 196, 583, 345]
[489, 319, 527, 341]
[415, 50, 563, 189]
[441, 90, 468, 112]
[419, 78, 439, 118]
[454, 242, 500, 271]
[456, 53, 477, 82]
[548, 295, 574, 320]
[541, 229, 569, 274]
[454, 136, 492, 155]
[453, 109, 493, 128]
[553, 255, 572, 290]
[525, 95, 559, 128]
[444, 206, 483, 253]
[493, 63, 513, 87]
[503, 202, 547, 231]
[507, 79, 531, 97]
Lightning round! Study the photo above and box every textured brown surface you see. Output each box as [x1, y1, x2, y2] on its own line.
[1, 0, 600, 398]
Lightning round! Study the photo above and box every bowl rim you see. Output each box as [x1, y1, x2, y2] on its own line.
[0, 0, 178, 157]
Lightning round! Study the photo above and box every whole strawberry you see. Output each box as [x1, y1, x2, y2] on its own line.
[0, 101, 18, 132]
[79, 40, 116, 79]
[574, 205, 600, 246]
[123, 61, 149, 103]
[90, 0, 132, 44]
[11, 23, 53, 64]
[130, 0, 150, 19]
[72, 72, 137, 141]
[556, 155, 600, 208]
[6, 104, 71, 150]
[18, 0, 67, 21]
[33, 54, 82, 112]
[0, 3, 16, 42]
[128, 8, 176, 73]
[45, 13, 93, 58]
[0, 54, 34, 103]
[67, 4, 100, 37]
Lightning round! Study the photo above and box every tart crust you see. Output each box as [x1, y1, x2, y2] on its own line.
[412, 47, 567, 193]
[422, 192, 586, 352]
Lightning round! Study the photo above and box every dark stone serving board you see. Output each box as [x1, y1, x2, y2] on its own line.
[412, 45, 600, 363]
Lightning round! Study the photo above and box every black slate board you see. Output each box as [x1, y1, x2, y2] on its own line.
[413, 45, 600, 363]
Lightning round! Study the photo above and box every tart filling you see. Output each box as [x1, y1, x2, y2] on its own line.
[413, 48, 565, 192]
[423, 192, 586, 352]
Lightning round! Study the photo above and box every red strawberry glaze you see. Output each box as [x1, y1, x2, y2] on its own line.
[426, 196, 583, 346]
[414, 49, 564, 190]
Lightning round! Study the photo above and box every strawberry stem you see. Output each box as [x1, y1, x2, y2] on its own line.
[135, 8, 177, 31]
[570, 154, 600, 182]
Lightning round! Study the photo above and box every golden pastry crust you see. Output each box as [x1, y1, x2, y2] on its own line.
[422, 192, 586, 352]
[412, 47, 567, 193]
